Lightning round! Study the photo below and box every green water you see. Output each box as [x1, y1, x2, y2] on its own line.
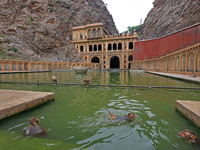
[0, 71, 200, 150]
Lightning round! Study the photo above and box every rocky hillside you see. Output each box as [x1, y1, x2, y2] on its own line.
[140, 0, 200, 40]
[0, 0, 118, 62]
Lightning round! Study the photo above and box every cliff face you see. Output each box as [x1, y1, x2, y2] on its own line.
[0, 0, 118, 62]
[140, 0, 200, 40]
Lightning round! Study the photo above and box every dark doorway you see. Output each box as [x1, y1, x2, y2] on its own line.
[110, 56, 120, 69]
[128, 63, 131, 69]
[91, 57, 100, 63]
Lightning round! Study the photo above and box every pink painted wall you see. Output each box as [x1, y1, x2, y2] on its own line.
[133, 24, 200, 60]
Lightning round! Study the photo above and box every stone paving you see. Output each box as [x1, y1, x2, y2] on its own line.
[147, 71, 200, 83]
[0, 90, 54, 120]
[176, 100, 200, 128]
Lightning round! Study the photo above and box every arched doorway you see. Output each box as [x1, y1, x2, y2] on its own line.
[110, 56, 120, 69]
[91, 57, 100, 63]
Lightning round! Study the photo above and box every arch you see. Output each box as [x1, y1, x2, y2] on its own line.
[128, 55, 133, 61]
[110, 56, 120, 69]
[59, 64, 62, 70]
[113, 43, 117, 50]
[48, 64, 52, 71]
[118, 43, 122, 50]
[94, 45, 97, 51]
[108, 43, 112, 50]
[197, 52, 200, 72]
[53, 64, 57, 70]
[93, 29, 96, 38]
[181, 55, 186, 71]
[24, 63, 29, 70]
[97, 28, 101, 37]
[91, 57, 100, 63]
[64, 64, 67, 70]
[88, 29, 92, 38]
[89, 45, 92, 51]
[167, 59, 170, 71]
[98, 44, 102, 51]
[31, 63, 35, 71]
[129, 42, 133, 49]
[176, 56, 180, 71]
[80, 45, 84, 52]
[188, 53, 194, 72]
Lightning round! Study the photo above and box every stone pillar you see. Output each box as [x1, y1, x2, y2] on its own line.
[22, 62, 25, 71]
[9, 63, 12, 71]
[16, 63, 19, 71]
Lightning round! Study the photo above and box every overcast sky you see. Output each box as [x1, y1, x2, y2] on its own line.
[102, 0, 154, 32]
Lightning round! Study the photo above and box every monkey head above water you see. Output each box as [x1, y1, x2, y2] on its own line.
[51, 76, 57, 83]
[179, 129, 199, 144]
[24, 117, 46, 136]
[106, 109, 136, 121]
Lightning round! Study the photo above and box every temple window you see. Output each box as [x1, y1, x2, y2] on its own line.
[129, 42, 133, 49]
[97, 28, 101, 37]
[80, 33, 83, 40]
[113, 43, 117, 50]
[88, 29, 92, 38]
[89, 45, 93, 51]
[108, 44, 112, 50]
[118, 43, 122, 50]
[93, 29, 96, 38]
[94, 45, 97, 51]
[98, 44, 102, 51]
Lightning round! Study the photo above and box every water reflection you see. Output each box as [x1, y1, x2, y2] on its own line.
[1, 71, 200, 88]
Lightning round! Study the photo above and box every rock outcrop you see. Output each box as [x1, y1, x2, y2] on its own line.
[140, 0, 200, 40]
[0, 0, 118, 61]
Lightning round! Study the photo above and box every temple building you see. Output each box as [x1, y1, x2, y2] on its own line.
[72, 23, 138, 70]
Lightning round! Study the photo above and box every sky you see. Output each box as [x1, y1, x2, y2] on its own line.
[102, 0, 154, 33]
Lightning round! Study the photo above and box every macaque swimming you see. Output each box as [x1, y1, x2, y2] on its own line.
[179, 129, 199, 144]
[51, 76, 57, 83]
[106, 108, 136, 121]
[24, 117, 46, 136]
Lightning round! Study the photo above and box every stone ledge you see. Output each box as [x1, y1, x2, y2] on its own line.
[175, 100, 200, 128]
[0, 90, 55, 120]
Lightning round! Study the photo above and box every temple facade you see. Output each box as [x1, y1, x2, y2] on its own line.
[72, 23, 138, 70]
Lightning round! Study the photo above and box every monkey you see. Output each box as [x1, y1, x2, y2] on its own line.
[51, 76, 57, 83]
[83, 77, 91, 85]
[179, 129, 199, 144]
[24, 117, 46, 136]
[106, 108, 136, 121]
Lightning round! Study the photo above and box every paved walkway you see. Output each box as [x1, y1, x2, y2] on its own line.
[176, 100, 200, 128]
[147, 71, 200, 83]
[0, 90, 54, 120]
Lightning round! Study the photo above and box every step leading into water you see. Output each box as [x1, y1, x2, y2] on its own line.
[176, 100, 200, 128]
[0, 89, 55, 120]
